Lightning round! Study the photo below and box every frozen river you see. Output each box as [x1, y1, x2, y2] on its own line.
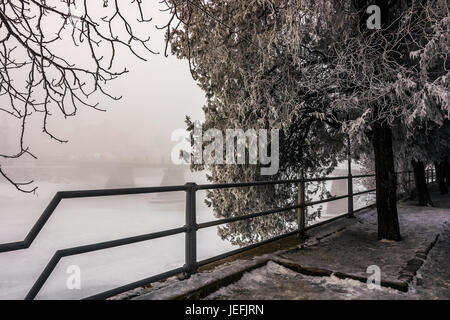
[0, 163, 372, 299]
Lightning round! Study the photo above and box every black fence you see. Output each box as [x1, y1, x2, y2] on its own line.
[0, 168, 436, 300]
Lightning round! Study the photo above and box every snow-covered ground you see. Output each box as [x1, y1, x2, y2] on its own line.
[129, 190, 449, 300]
[206, 261, 405, 300]
[209, 193, 450, 300]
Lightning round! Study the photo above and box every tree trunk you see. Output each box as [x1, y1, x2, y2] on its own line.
[371, 121, 401, 241]
[445, 157, 450, 188]
[412, 160, 433, 206]
[435, 162, 449, 194]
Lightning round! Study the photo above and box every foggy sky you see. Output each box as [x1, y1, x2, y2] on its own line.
[0, 2, 206, 165]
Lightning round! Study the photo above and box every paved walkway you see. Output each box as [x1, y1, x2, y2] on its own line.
[206, 192, 450, 300]
[117, 189, 450, 300]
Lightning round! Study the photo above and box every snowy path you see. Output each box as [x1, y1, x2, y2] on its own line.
[130, 190, 450, 300]
[413, 220, 450, 299]
[206, 261, 405, 300]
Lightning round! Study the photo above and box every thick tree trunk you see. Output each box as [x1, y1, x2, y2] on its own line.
[412, 160, 433, 206]
[435, 162, 449, 194]
[371, 121, 401, 241]
[445, 158, 450, 187]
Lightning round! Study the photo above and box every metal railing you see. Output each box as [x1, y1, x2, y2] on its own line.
[0, 167, 436, 300]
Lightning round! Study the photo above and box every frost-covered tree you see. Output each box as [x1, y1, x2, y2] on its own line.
[166, 0, 449, 241]
[175, 2, 346, 245]
[412, 121, 450, 197]
[391, 120, 449, 205]
[430, 123, 450, 195]
[317, 0, 448, 240]
[360, 118, 449, 205]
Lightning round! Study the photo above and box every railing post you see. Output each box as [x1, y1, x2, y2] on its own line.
[297, 169, 307, 239]
[347, 135, 354, 218]
[185, 182, 198, 276]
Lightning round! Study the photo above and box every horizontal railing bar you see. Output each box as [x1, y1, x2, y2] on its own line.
[59, 185, 188, 198]
[353, 188, 377, 197]
[197, 173, 378, 190]
[198, 194, 351, 229]
[24, 226, 187, 300]
[350, 174, 377, 179]
[196, 175, 375, 190]
[59, 227, 187, 256]
[197, 179, 300, 190]
[306, 203, 372, 230]
[197, 229, 302, 267]
[305, 204, 375, 230]
[83, 266, 187, 300]
[198, 204, 302, 229]
[305, 194, 349, 207]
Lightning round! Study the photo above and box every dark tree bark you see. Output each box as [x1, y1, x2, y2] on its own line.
[412, 160, 433, 206]
[435, 162, 449, 194]
[364, 0, 404, 241]
[371, 121, 401, 241]
[445, 157, 450, 188]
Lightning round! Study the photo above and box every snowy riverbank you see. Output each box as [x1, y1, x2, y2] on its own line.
[129, 189, 449, 300]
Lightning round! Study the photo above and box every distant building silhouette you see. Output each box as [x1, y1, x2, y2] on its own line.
[149, 165, 186, 203]
[105, 166, 135, 188]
